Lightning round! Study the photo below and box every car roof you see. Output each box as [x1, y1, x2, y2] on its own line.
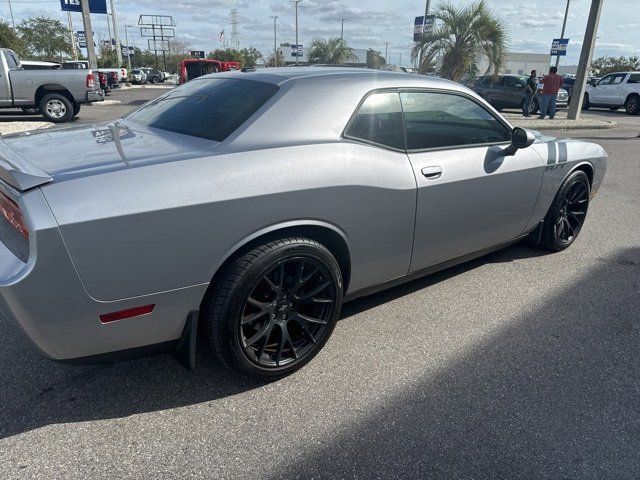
[197, 66, 466, 91]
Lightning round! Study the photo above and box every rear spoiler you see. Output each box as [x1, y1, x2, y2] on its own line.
[0, 139, 52, 191]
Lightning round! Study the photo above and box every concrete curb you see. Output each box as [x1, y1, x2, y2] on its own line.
[91, 100, 123, 106]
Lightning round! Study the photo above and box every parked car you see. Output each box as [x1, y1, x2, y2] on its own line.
[98, 67, 128, 83]
[96, 71, 110, 95]
[473, 74, 568, 114]
[0, 68, 607, 380]
[139, 67, 164, 84]
[0, 48, 103, 122]
[584, 71, 640, 114]
[178, 58, 241, 84]
[129, 69, 147, 84]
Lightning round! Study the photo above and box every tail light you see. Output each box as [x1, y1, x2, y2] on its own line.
[0, 192, 28, 239]
[86, 72, 96, 88]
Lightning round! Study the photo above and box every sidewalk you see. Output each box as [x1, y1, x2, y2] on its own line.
[504, 111, 616, 130]
[0, 121, 52, 136]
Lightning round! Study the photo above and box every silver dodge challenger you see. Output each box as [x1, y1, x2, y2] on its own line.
[0, 68, 606, 379]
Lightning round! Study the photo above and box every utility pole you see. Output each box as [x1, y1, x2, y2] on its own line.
[555, 0, 571, 68]
[80, 0, 98, 70]
[291, 0, 302, 66]
[340, 18, 345, 40]
[7, 0, 15, 28]
[270, 16, 278, 67]
[384, 42, 389, 64]
[399, 52, 402, 66]
[567, 0, 603, 120]
[67, 12, 78, 61]
[109, 0, 122, 66]
[418, 0, 432, 71]
[124, 24, 132, 71]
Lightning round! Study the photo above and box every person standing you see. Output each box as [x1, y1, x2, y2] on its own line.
[538, 66, 564, 119]
[523, 69, 538, 117]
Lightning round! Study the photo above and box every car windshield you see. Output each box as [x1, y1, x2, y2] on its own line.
[125, 78, 279, 142]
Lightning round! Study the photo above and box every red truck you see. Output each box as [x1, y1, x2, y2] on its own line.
[178, 58, 241, 84]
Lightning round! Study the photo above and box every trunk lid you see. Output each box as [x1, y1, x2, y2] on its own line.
[0, 120, 217, 188]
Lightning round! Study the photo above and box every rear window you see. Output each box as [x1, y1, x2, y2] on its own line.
[125, 78, 278, 142]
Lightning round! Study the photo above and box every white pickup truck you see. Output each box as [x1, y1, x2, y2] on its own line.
[583, 71, 640, 115]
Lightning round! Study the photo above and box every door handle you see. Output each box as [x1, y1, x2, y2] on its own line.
[421, 166, 442, 179]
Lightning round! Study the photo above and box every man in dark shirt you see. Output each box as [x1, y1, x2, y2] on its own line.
[523, 69, 538, 117]
[539, 66, 564, 119]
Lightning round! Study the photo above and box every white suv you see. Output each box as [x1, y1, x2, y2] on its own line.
[584, 71, 640, 115]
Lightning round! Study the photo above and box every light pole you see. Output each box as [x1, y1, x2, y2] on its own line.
[384, 42, 389, 64]
[109, 0, 122, 66]
[270, 16, 278, 67]
[7, 0, 15, 28]
[340, 18, 345, 40]
[418, 0, 432, 72]
[554, 0, 571, 68]
[567, 0, 604, 120]
[124, 24, 132, 71]
[80, 0, 98, 70]
[291, 0, 302, 66]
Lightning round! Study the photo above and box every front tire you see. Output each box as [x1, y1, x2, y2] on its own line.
[541, 170, 590, 251]
[204, 237, 343, 380]
[625, 95, 639, 115]
[40, 93, 73, 123]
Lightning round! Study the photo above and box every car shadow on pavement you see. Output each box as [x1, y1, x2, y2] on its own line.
[268, 247, 640, 479]
[0, 242, 564, 441]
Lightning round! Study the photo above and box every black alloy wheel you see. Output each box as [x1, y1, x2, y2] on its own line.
[625, 95, 639, 115]
[239, 256, 337, 368]
[205, 237, 342, 380]
[541, 170, 590, 251]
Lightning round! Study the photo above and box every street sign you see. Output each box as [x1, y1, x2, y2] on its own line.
[121, 45, 134, 57]
[291, 44, 303, 57]
[60, 0, 107, 14]
[76, 30, 94, 48]
[190, 50, 205, 58]
[550, 38, 569, 56]
[413, 14, 436, 41]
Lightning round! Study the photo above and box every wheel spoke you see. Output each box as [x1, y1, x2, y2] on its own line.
[242, 308, 269, 325]
[262, 273, 279, 293]
[295, 281, 330, 300]
[275, 323, 291, 366]
[563, 218, 574, 238]
[245, 320, 274, 347]
[300, 265, 320, 285]
[255, 324, 274, 360]
[294, 312, 328, 325]
[247, 297, 269, 310]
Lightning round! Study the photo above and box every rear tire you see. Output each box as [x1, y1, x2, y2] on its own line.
[72, 102, 81, 117]
[39, 93, 73, 123]
[540, 170, 590, 252]
[204, 237, 343, 380]
[624, 95, 639, 115]
[582, 93, 590, 110]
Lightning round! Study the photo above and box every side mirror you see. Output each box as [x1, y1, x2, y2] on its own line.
[504, 127, 535, 156]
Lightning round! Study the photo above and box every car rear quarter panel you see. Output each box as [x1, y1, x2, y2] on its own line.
[525, 138, 607, 231]
[41, 142, 417, 302]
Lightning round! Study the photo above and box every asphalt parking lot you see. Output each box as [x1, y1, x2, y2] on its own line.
[0, 90, 639, 479]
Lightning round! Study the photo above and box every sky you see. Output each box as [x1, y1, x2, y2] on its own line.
[1, 0, 638, 66]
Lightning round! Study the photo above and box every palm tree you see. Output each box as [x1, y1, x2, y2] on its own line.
[308, 37, 357, 64]
[411, 0, 508, 81]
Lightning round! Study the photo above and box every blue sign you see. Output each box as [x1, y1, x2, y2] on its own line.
[550, 38, 569, 56]
[60, 0, 107, 14]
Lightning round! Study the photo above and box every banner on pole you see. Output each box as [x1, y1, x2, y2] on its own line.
[413, 14, 436, 41]
[61, 0, 107, 14]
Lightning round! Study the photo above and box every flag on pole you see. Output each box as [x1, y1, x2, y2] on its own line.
[218, 29, 225, 42]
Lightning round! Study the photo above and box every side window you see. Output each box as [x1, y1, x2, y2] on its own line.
[400, 91, 512, 151]
[503, 77, 522, 88]
[5, 52, 19, 69]
[344, 92, 405, 150]
[611, 74, 626, 85]
[628, 74, 640, 84]
[598, 75, 614, 85]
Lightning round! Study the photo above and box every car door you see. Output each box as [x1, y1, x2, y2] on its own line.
[500, 76, 526, 108]
[400, 90, 545, 272]
[0, 51, 17, 107]
[590, 74, 625, 104]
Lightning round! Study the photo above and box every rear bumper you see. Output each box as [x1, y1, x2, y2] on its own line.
[0, 186, 207, 361]
[87, 89, 104, 103]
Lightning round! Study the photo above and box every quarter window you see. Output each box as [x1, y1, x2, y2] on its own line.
[344, 92, 405, 150]
[400, 91, 511, 150]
